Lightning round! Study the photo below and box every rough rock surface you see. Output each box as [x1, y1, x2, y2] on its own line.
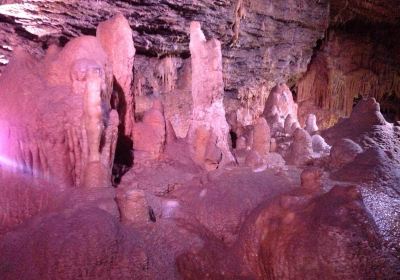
[237, 185, 400, 279]
[323, 98, 400, 257]
[132, 100, 166, 164]
[263, 84, 298, 133]
[0, 207, 151, 280]
[251, 117, 271, 157]
[311, 134, 330, 155]
[329, 138, 363, 169]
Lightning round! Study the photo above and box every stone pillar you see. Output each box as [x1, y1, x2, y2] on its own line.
[187, 21, 235, 170]
[97, 13, 136, 137]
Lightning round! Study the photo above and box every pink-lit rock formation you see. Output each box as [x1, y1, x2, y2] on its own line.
[297, 29, 400, 128]
[251, 117, 271, 157]
[0, 3, 399, 280]
[286, 128, 313, 166]
[263, 84, 298, 137]
[97, 13, 135, 138]
[187, 21, 235, 170]
[300, 167, 323, 192]
[237, 185, 400, 279]
[329, 138, 363, 169]
[323, 98, 400, 190]
[304, 113, 318, 135]
[0, 207, 151, 280]
[0, 12, 140, 188]
[0, 34, 118, 188]
[132, 100, 166, 164]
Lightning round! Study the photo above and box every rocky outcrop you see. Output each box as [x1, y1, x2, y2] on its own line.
[0, 2, 399, 279]
[329, 138, 363, 169]
[322, 98, 400, 256]
[263, 84, 298, 137]
[237, 185, 400, 279]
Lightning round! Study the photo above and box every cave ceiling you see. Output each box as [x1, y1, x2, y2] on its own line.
[0, 0, 398, 94]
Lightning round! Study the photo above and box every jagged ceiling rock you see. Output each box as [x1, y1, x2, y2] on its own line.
[0, 0, 329, 94]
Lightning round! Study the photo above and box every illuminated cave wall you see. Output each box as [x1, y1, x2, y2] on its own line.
[296, 1, 400, 128]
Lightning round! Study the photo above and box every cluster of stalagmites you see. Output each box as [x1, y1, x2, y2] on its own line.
[229, 82, 332, 169]
[0, 14, 399, 280]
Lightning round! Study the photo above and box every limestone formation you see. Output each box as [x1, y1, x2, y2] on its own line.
[330, 138, 363, 169]
[237, 185, 400, 279]
[0, 207, 151, 279]
[0, 4, 399, 280]
[311, 134, 331, 155]
[132, 100, 166, 164]
[297, 29, 400, 128]
[323, 98, 389, 146]
[116, 188, 150, 224]
[0, 36, 118, 188]
[286, 128, 313, 166]
[251, 117, 271, 157]
[304, 113, 318, 135]
[284, 114, 298, 135]
[0, 12, 142, 188]
[264, 84, 298, 126]
[187, 21, 235, 169]
[97, 13, 136, 138]
[245, 150, 263, 168]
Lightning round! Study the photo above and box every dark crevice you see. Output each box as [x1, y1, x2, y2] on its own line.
[230, 130, 238, 149]
[111, 78, 133, 186]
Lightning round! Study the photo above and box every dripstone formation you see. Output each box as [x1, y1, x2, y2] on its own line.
[0, 2, 399, 280]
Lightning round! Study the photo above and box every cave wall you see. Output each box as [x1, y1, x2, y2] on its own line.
[296, 0, 400, 128]
[297, 22, 400, 128]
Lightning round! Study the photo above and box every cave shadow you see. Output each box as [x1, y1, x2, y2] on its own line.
[111, 77, 134, 185]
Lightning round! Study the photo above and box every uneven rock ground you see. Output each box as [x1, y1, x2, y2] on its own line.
[1, 124, 400, 279]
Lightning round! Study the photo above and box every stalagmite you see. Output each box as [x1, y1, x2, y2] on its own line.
[97, 13, 136, 138]
[251, 117, 271, 157]
[187, 21, 235, 169]
[304, 114, 318, 135]
[284, 114, 298, 135]
[132, 100, 166, 164]
[311, 134, 330, 155]
[263, 84, 298, 138]
[286, 128, 313, 166]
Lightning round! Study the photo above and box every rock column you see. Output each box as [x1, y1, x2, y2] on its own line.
[187, 22, 235, 170]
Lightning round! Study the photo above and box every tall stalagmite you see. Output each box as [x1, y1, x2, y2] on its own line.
[187, 21, 235, 170]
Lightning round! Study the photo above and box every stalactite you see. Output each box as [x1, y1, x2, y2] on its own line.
[237, 84, 269, 126]
[157, 56, 178, 93]
[230, 0, 247, 46]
